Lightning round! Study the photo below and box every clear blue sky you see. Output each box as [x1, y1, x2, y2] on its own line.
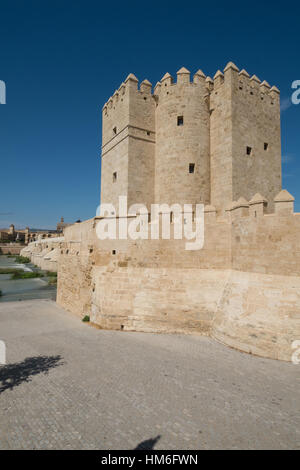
[0, 0, 299, 229]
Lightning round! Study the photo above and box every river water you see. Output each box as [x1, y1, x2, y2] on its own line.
[0, 255, 56, 302]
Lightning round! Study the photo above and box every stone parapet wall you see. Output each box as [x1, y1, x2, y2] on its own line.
[0, 244, 24, 255]
[20, 237, 64, 272]
[56, 199, 300, 362]
[232, 212, 300, 276]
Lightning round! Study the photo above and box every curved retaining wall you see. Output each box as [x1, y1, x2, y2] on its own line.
[20, 237, 64, 272]
[56, 208, 300, 362]
[86, 266, 299, 362]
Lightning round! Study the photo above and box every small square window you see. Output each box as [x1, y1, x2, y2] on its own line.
[113, 126, 117, 135]
[113, 172, 117, 182]
[189, 163, 195, 174]
[264, 143, 269, 151]
[246, 146, 252, 156]
[177, 116, 184, 126]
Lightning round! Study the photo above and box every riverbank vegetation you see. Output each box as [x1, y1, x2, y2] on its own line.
[46, 271, 57, 285]
[11, 271, 44, 280]
[0, 268, 43, 280]
[0, 268, 23, 275]
[9, 255, 31, 264]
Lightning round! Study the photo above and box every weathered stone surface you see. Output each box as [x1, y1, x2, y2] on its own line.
[24, 65, 300, 362]
[20, 237, 64, 272]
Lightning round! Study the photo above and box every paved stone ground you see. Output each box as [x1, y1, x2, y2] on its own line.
[0, 299, 299, 450]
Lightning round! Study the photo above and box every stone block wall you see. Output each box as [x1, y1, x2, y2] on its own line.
[55, 193, 300, 362]
[101, 63, 281, 216]
[40, 63, 300, 362]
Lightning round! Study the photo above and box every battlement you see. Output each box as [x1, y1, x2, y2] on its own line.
[102, 73, 155, 118]
[154, 68, 208, 95]
[215, 62, 279, 94]
[208, 63, 280, 112]
[224, 189, 296, 220]
[102, 63, 280, 118]
[101, 62, 282, 215]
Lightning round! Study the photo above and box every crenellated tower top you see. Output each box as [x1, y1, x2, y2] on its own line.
[102, 62, 280, 117]
[101, 62, 282, 213]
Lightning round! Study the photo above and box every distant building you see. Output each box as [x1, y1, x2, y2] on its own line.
[0, 218, 73, 244]
[56, 217, 71, 233]
[0, 224, 28, 243]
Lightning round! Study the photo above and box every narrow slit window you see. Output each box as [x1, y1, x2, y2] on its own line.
[112, 250, 116, 255]
[246, 146, 252, 156]
[113, 172, 117, 182]
[177, 116, 184, 126]
[189, 163, 195, 174]
[264, 143, 269, 151]
[113, 126, 117, 135]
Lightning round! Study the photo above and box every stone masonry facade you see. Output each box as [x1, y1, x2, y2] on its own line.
[22, 62, 300, 362]
[101, 62, 281, 212]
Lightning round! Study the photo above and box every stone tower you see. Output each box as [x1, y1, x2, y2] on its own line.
[210, 62, 281, 212]
[100, 62, 282, 213]
[154, 67, 210, 206]
[101, 74, 155, 214]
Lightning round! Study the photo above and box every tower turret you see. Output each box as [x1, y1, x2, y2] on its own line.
[101, 73, 156, 213]
[154, 67, 210, 206]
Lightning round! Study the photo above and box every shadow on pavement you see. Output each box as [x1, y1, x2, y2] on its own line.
[134, 435, 161, 450]
[0, 355, 63, 393]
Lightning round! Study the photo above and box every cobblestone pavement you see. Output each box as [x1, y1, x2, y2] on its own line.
[0, 299, 299, 450]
